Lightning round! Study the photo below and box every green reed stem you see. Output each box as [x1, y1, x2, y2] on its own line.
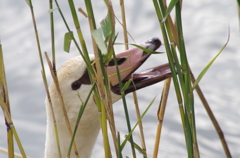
[41, 71, 62, 158]
[67, 0, 90, 61]
[45, 52, 80, 158]
[117, 132, 123, 158]
[156, 1, 186, 129]
[237, 0, 240, 28]
[153, 0, 201, 157]
[190, 71, 232, 158]
[48, 1, 62, 157]
[49, 0, 56, 74]
[153, 0, 187, 140]
[85, 1, 116, 157]
[54, 0, 94, 74]
[0, 43, 15, 158]
[175, 2, 199, 157]
[27, 0, 47, 85]
[118, 0, 138, 156]
[67, 83, 96, 156]
[112, 52, 136, 158]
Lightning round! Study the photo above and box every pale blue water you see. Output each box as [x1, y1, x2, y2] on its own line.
[0, 0, 239, 158]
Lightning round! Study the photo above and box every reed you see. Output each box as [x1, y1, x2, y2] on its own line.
[0, 0, 234, 158]
[152, 0, 232, 158]
[0, 43, 27, 158]
[237, 0, 240, 27]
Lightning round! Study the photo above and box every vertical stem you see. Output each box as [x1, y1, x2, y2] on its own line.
[45, 53, 79, 158]
[68, 0, 89, 60]
[0, 43, 14, 158]
[119, 0, 138, 157]
[112, 51, 136, 158]
[153, 0, 186, 138]
[117, 132, 123, 158]
[101, 100, 111, 158]
[84, 1, 115, 157]
[133, 92, 147, 156]
[48, 1, 62, 156]
[49, 0, 56, 75]
[175, 1, 199, 157]
[152, 78, 171, 158]
[120, 0, 143, 155]
[41, 71, 62, 158]
[156, 2, 188, 144]
[120, 0, 128, 50]
[27, 0, 47, 84]
[190, 71, 232, 158]
[0, 44, 26, 158]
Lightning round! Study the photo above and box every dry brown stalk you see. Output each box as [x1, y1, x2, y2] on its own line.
[133, 92, 147, 155]
[44, 52, 79, 158]
[86, 3, 115, 156]
[190, 70, 232, 158]
[152, 78, 171, 158]
[41, 71, 62, 157]
[78, 8, 88, 18]
[0, 44, 15, 158]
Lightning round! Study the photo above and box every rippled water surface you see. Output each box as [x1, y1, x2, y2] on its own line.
[0, 0, 239, 158]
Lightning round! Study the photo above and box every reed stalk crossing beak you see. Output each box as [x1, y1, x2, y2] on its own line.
[107, 37, 171, 95]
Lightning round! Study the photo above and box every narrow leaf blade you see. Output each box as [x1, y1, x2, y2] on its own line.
[120, 96, 156, 150]
[131, 44, 164, 54]
[121, 80, 132, 92]
[63, 32, 74, 53]
[100, 12, 113, 39]
[192, 30, 230, 90]
[162, 0, 179, 22]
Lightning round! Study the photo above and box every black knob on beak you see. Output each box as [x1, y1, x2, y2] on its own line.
[145, 37, 162, 50]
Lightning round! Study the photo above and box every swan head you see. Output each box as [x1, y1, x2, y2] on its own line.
[45, 37, 171, 158]
[55, 37, 171, 105]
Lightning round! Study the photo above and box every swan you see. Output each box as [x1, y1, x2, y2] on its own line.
[44, 37, 171, 158]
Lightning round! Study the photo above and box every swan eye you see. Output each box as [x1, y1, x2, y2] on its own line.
[72, 81, 81, 90]
[108, 57, 126, 66]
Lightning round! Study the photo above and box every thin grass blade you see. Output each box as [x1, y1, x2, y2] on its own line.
[162, 0, 179, 22]
[131, 44, 164, 54]
[67, 83, 96, 156]
[120, 96, 156, 150]
[120, 79, 132, 92]
[192, 30, 230, 90]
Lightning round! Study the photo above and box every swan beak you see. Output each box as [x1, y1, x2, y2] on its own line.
[107, 37, 172, 95]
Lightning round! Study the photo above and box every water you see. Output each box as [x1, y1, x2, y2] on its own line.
[0, 0, 239, 157]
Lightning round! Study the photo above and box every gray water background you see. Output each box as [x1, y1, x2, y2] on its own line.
[0, 0, 240, 157]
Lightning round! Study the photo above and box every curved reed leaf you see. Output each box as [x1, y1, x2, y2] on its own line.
[63, 32, 74, 53]
[92, 28, 107, 54]
[100, 12, 114, 40]
[192, 30, 230, 91]
[120, 96, 156, 150]
[162, 0, 179, 22]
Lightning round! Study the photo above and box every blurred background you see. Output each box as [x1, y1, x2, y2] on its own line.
[0, 0, 239, 157]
